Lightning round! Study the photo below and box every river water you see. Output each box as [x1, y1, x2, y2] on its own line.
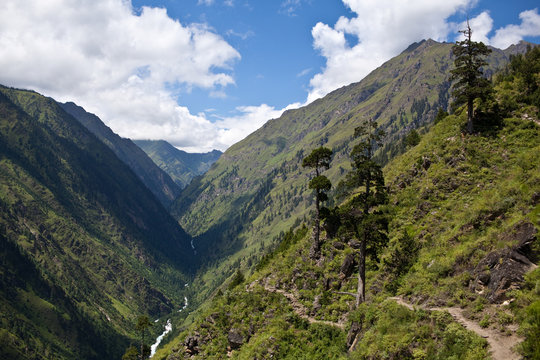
[150, 294, 189, 357]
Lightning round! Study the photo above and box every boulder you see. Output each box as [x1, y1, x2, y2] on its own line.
[340, 253, 356, 279]
[227, 329, 244, 350]
[184, 335, 200, 355]
[422, 156, 431, 170]
[470, 221, 538, 303]
[349, 240, 362, 249]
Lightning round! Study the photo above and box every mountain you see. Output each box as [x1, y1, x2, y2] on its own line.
[0, 86, 195, 359]
[60, 102, 182, 208]
[159, 46, 539, 359]
[134, 140, 222, 189]
[169, 39, 522, 303]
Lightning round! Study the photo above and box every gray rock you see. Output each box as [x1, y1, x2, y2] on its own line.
[227, 329, 244, 350]
[340, 253, 356, 278]
[470, 221, 538, 303]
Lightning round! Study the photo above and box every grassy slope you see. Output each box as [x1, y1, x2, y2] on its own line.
[171, 40, 514, 306]
[159, 90, 539, 359]
[0, 88, 195, 359]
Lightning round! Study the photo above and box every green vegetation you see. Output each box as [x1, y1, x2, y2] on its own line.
[170, 39, 518, 310]
[61, 102, 182, 208]
[161, 45, 538, 359]
[0, 87, 195, 359]
[1, 40, 538, 359]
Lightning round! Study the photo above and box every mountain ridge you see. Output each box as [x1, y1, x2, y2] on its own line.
[134, 139, 222, 189]
[60, 102, 182, 208]
[0, 86, 195, 359]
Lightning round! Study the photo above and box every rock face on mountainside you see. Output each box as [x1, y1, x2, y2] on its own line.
[470, 222, 538, 302]
[61, 102, 182, 208]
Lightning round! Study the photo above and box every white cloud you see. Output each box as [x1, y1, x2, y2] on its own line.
[307, 0, 474, 103]
[198, 0, 215, 6]
[297, 68, 312, 77]
[226, 29, 255, 40]
[280, 0, 302, 17]
[307, 2, 540, 104]
[0, 0, 243, 152]
[188, 102, 301, 152]
[490, 9, 540, 49]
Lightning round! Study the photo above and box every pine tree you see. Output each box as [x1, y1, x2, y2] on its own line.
[450, 21, 492, 133]
[342, 118, 388, 306]
[302, 146, 333, 259]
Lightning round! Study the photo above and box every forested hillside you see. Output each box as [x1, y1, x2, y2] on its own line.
[159, 46, 539, 360]
[0, 86, 195, 359]
[60, 102, 182, 208]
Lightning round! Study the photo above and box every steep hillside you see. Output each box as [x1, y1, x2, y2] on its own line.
[0, 86, 195, 359]
[171, 39, 519, 302]
[134, 140, 221, 189]
[159, 55, 539, 359]
[60, 102, 181, 208]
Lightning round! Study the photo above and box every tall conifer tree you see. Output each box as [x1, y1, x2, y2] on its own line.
[302, 146, 333, 259]
[342, 118, 388, 306]
[451, 21, 492, 133]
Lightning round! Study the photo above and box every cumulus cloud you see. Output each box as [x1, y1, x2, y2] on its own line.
[490, 9, 540, 49]
[307, 0, 474, 103]
[306, 1, 540, 104]
[0, 0, 243, 151]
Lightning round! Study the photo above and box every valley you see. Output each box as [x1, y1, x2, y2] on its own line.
[0, 38, 539, 360]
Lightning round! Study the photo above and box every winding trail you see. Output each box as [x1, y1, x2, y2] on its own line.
[255, 282, 522, 360]
[389, 296, 523, 360]
[261, 284, 345, 329]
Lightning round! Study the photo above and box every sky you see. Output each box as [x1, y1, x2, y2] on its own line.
[1, 1, 540, 152]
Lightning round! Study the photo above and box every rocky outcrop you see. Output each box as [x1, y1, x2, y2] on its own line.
[227, 329, 244, 350]
[340, 253, 356, 279]
[470, 222, 538, 303]
[184, 334, 200, 356]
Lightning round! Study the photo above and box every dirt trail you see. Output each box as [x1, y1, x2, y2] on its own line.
[389, 297, 523, 360]
[262, 284, 345, 330]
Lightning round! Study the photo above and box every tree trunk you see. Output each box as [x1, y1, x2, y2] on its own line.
[310, 165, 321, 259]
[467, 96, 474, 134]
[140, 330, 145, 360]
[310, 191, 321, 259]
[356, 238, 365, 307]
[356, 149, 371, 307]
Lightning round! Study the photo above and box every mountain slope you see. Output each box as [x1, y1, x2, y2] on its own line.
[134, 140, 221, 189]
[160, 61, 539, 359]
[170, 39, 519, 302]
[60, 102, 182, 208]
[0, 86, 195, 359]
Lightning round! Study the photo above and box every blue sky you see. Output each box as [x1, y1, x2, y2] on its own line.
[1, 0, 539, 151]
